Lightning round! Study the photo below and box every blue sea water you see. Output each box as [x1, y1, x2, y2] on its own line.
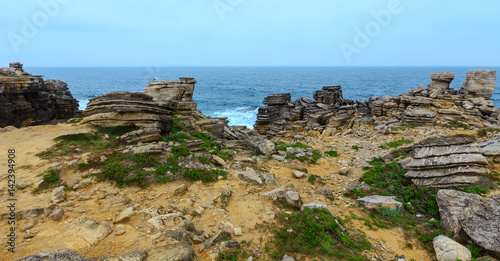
[26, 66, 500, 128]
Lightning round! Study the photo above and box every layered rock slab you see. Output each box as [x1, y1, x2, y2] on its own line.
[404, 134, 490, 187]
[82, 92, 173, 133]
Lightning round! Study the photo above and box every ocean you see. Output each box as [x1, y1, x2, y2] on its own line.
[26, 66, 500, 128]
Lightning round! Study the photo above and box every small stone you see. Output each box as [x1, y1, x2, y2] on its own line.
[48, 208, 64, 221]
[339, 167, 350, 176]
[51, 186, 66, 203]
[233, 227, 242, 236]
[173, 184, 188, 196]
[292, 171, 305, 178]
[212, 155, 226, 166]
[114, 207, 135, 223]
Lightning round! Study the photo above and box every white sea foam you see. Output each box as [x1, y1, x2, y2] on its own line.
[78, 99, 89, 111]
[212, 107, 258, 129]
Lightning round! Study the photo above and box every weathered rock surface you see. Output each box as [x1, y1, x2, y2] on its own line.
[82, 92, 174, 133]
[16, 248, 90, 261]
[459, 194, 500, 257]
[116, 128, 162, 144]
[436, 190, 482, 235]
[428, 71, 455, 93]
[237, 168, 263, 185]
[354, 195, 403, 211]
[261, 188, 303, 209]
[147, 242, 198, 261]
[143, 78, 197, 115]
[433, 235, 472, 261]
[405, 134, 490, 188]
[256, 139, 276, 155]
[460, 70, 497, 98]
[0, 63, 78, 127]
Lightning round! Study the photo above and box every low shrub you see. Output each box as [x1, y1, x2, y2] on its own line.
[378, 139, 413, 149]
[324, 150, 339, 157]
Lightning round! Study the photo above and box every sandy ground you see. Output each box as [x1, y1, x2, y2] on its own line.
[2, 123, 492, 261]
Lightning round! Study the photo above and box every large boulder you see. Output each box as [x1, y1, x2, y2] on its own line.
[459, 194, 500, 258]
[256, 139, 276, 155]
[433, 235, 472, 261]
[404, 134, 490, 188]
[436, 190, 482, 235]
[459, 70, 496, 99]
[81, 92, 173, 133]
[262, 93, 291, 106]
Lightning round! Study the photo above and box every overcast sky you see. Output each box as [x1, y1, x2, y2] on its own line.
[1, 0, 499, 66]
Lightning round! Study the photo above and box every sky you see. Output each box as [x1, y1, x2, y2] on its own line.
[0, 0, 499, 67]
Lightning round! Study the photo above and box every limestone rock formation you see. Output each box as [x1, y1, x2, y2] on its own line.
[404, 134, 490, 188]
[428, 71, 455, 94]
[143, 77, 197, 115]
[0, 63, 79, 127]
[254, 70, 498, 137]
[354, 195, 403, 211]
[436, 189, 482, 235]
[460, 70, 497, 98]
[81, 92, 174, 133]
[459, 194, 500, 258]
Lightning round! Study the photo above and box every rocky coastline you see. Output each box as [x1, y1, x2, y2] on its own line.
[1, 64, 499, 261]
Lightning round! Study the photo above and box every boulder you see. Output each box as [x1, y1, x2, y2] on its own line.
[354, 195, 403, 212]
[459, 70, 496, 99]
[261, 188, 303, 209]
[436, 190, 482, 235]
[256, 139, 276, 155]
[281, 255, 296, 261]
[48, 208, 65, 222]
[433, 235, 472, 261]
[459, 194, 500, 257]
[315, 188, 335, 200]
[16, 248, 90, 261]
[114, 207, 135, 223]
[147, 242, 198, 261]
[82, 92, 174, 133]
[143, 78, 197, 115]
[301, 203, 334, 216]
[237, 168, 263, 185]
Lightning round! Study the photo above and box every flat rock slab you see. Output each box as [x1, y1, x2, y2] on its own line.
[16, 248, 91, 261]
[403, 109, 437, 118]
[459, 194, 500, 257]
[413, 144, 481, 159]
[147, 242, 198, 261]
[414, 134, 477, 148]
[354, 195, 403, 212]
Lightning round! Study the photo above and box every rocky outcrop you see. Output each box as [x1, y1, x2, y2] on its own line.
[0, 63, 79, 127]
[254, 70, 498, 137]
[16, 248, 90, 261]
[459, 70, 497, 99]
[404, 134, 490, 188]
[81, 92, 174, 133]
[354, 195, 403, 211]
[436, 190, 482, 235]
[143, 77, 197, 115]
[459, 194, 500, 258]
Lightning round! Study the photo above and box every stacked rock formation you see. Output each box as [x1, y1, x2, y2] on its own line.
[0, 63, 79, 127]
[81, 92, 174, 133]
[144, 78, 231, 138]
[144, 77, 198, 115]
[254, 70, 498, 137]
[404, 134, 490, 188]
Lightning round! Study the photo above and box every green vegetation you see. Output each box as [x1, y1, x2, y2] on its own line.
[444, 120, 470, 130]
[477, 127, 500, 137]
[182, 169, 226, 182]
[270, 208, 370, 260]
[219, 251, 239, 261]
[66, 118, 82, 124]
[96, 125, 140, 139]
[308, 174, 316, 184]
[0, 73, 18, 77]
[378, 139, 413, 149]
[274, 141, 311, 151]
[324, 150, 339, 157]
[32, 169, 62, 194]
[352, 145, 360, 150]
[199, 156, 210, 165]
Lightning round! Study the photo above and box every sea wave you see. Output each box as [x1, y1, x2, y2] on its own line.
[212, 107, 259, 129]
[78, 99, 89, 111]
